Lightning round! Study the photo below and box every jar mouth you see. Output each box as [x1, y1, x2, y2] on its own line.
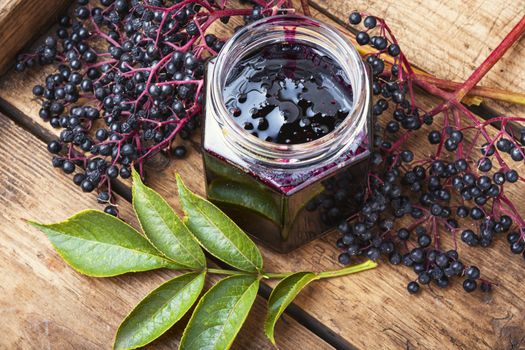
[210, 15, 370, 169]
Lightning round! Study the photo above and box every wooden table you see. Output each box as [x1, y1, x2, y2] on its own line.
[1, 1, 525, 349]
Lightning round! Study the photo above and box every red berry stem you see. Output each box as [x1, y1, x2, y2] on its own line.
[455, 15, 525, 102]
[415, 74, 525, 106]
[300, 0, 311, 17]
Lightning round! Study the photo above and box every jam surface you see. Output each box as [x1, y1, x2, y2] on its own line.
[223, 43, 354, 144]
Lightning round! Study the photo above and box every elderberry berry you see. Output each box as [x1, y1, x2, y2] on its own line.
[47, 140, 61, 154]
[104, 205, 118, 216]
[349, 12, 362, 25]
[464, 266, 480, 279]
[463, 279, 477, 292]
[363, 16, 377, 29]
[407, 281, 420, 294]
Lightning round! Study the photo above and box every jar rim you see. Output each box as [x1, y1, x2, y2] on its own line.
[209, 14, 371, 169]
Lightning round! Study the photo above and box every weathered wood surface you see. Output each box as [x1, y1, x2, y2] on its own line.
[1, 1, 525, 349]
[310, 0, 525, 116]
[0, 114, 333, 349]
[0, 0, 70, 75]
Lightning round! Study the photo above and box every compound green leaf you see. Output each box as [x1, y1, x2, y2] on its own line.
[264, 272, 319, 345]
[114, 272, 206, 350]
[28, 210, 181, 277]
[179, 275, 259, 350]
[208, 179, 281, 225]
[132, 169, 205, 269]
[176, 175, 263, 273]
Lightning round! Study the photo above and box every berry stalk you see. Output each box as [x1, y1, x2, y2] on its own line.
[455, 15, 525, 102]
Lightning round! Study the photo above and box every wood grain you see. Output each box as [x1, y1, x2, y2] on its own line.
[3, 59, 525, 349]
[0, 0, 70, 75]
[0, 114, 332, 349]
[310, 0, 525, 117]
[120, 93, 525, 350]
[1, 1, 525, 349]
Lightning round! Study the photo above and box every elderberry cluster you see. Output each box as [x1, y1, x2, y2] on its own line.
[18, 0, 271, 213]
[335, 12, 525, 295]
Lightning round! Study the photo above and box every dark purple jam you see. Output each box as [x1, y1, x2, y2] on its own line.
[223, 43, 353, 144]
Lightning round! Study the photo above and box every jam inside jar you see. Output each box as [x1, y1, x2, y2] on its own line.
[203, 15, 372, 253]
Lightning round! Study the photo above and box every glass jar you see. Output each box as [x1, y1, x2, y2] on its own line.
[203, 15, 372, 253]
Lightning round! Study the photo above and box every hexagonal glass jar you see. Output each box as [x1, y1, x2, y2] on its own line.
[202, 15, 372, 253]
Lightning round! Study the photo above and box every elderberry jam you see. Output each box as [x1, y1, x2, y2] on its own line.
[223, 43, 353, 144]
[203, 15, 372, 252]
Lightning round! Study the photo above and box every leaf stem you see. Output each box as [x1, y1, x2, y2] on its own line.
[206, 268, 249, 276]
[262, 260, 378, 280]
[262, 272, 295, 279]
[208, 261, 378, 279]
[316, 260, 378, 279]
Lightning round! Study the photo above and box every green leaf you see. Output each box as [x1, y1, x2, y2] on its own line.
[132, 169, 206, 269]
[28, 210, 181, 277]
[176, 174, 263, 273]
[264, 272, 319, 345]
[203, 154, 267, 191]
[179, 275, 259, 350]
[208, 179, 281, 225]
[114, 272, 206, 350]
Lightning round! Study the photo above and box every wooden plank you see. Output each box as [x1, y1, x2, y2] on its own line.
[1, 3, 525, 349]
[310, 0, 525, 117]
[125, 92, 525, 350]
[0, 114, 333, 349]
[0, 0, 70, 75]
[4, 69, 525, 349]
